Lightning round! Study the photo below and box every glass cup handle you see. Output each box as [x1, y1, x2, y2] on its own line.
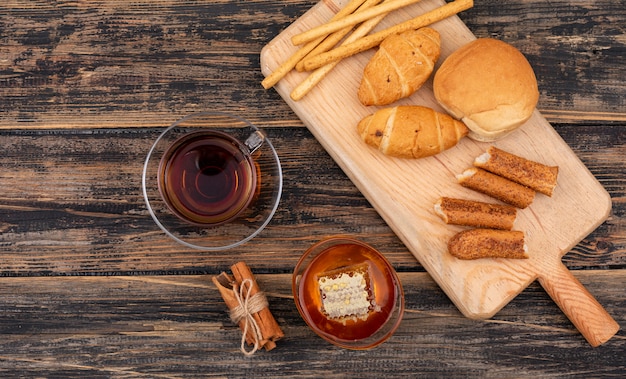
[244, 130, 266, 155]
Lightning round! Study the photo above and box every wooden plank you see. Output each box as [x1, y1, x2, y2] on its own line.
[0, 127, 413, 274]
[260, 0, 617, 346]
[0, 271, 623, 376]
[0, 0, 624, 129]
[0, 126, 623, 275]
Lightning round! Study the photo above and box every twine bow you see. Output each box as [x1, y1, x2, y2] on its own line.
[229, 278, 269, 356]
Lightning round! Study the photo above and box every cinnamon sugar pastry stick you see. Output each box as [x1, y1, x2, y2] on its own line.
[474, 146, 559, 196]
[457, 168, 535, 208]
[434, 197, 517, 230]
[448, 229, 528, 260]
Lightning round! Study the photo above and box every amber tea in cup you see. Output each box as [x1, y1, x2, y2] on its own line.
[158, 130, 263, 226]
[143, 111, 282, 250]
[292, 237, 405, 350]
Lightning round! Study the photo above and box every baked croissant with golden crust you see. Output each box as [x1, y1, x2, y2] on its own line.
[357, 105, 469, 159]
[358, 27, 441, 106]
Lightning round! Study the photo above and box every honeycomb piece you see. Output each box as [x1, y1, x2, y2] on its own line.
[318, 263, 375, 322]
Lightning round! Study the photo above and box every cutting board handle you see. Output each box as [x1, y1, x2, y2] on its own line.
[537, 262, 619, 347]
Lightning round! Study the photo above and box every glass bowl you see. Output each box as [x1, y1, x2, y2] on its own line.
[142, 112, 282, 250]
[292, 237, 404, 349]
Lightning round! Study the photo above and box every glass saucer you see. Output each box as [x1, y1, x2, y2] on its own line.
[142, 112, 283, 250]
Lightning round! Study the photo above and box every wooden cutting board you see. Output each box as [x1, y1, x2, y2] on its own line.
[260, 0, 619, 346]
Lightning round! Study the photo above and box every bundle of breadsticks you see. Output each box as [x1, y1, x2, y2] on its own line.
[261, 0, 474, 100]
[435, 146, 559, 260]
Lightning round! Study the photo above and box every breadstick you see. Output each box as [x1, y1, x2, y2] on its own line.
[291, 0, 423, 46]
[295, 0, 383, 72]
[457, 168, 535, 209]
[448, 229, 528, 260]
[261, 0, 368, 89]
[291, 5, 389, 100]
[474, 146, 559, 196]
[300, 0, 474, 71]
[294, 25, 353, 72]
[434, 197, 517, 230]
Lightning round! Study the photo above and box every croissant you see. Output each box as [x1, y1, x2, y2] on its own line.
[357, 105, 469, 159]
[358, 27, 441, 106]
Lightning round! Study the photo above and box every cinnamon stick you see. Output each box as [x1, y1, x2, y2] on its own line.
[212, 262, 284, 352]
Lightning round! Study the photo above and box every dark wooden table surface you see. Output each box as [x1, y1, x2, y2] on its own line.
[0, 0, 624, 377]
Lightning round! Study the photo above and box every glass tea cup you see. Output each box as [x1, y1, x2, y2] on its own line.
[292, 237, 405, 350]
[142, 112, 282, 250]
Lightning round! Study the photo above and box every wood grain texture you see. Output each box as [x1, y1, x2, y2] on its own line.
[0, 127, 410, 274]
[0, 126, 622, 275]
[537, 262, 619, 346]
[0, 0, 624, 128]
[0, 0, 624, 376]
[0, 272, 623, 377]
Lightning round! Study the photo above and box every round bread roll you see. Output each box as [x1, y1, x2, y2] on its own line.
[433, 38, 539, 141]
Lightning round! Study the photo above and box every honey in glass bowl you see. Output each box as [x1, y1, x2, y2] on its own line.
[293, 237, 404, 349]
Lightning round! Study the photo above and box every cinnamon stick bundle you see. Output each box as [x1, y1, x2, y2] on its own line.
[212, 262, 284, 353]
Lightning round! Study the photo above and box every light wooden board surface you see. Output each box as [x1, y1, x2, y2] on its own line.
[260, 0, 618, 345]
